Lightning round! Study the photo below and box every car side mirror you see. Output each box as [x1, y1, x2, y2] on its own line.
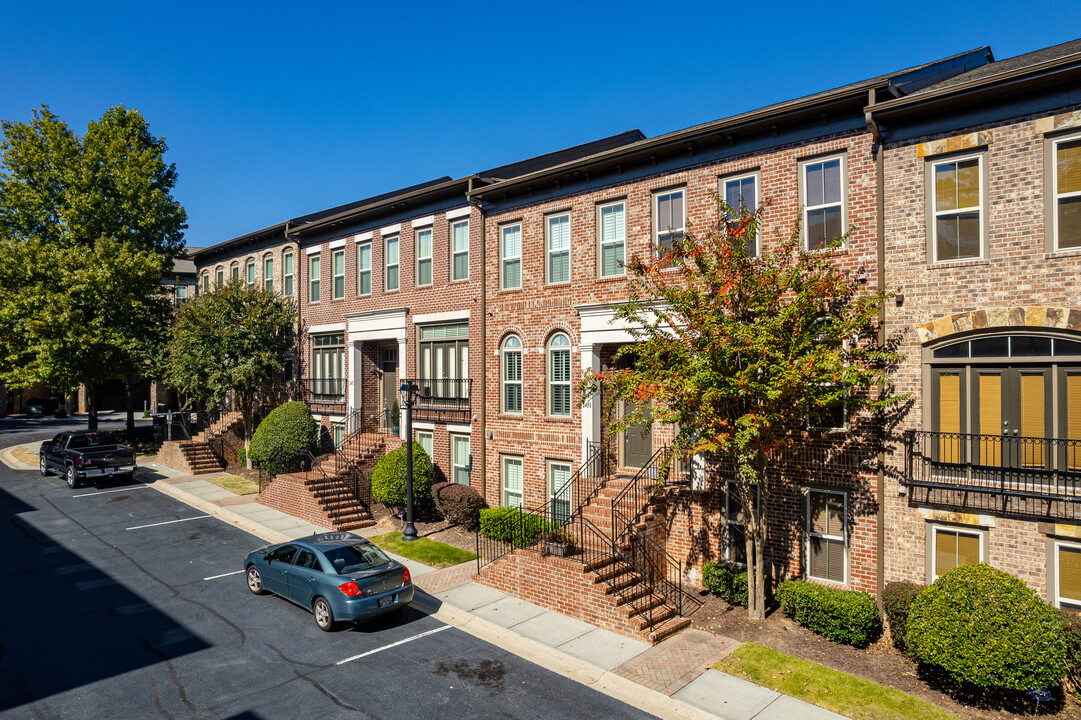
[264, 554, 272, 563]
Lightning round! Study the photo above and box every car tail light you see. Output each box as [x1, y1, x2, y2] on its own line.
[403, 568, 411, 585]
[338, 581, 362, 597]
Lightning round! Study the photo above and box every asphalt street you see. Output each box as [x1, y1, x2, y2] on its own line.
[0, 416, 658, 719]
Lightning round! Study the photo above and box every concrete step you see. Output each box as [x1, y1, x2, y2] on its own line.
[646, 615, 692, 643]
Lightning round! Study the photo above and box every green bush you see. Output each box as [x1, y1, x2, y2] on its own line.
[371, 442, 433, 507]
[432, 481, 486, 531]
[1055, 608, 1081, 691]
[702, 561, 772, 608]
[907, 563, 1066, 691]
[479, 506, 558, 547]
[882, 581, 923, 653]
[247, 401, 319, 476]
[777, 580, 881, 648]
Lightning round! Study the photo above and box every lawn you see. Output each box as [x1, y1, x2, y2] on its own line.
[369, 531, 477, 568]
[207, 474, 259, 495]
[716, 643, 959, 720]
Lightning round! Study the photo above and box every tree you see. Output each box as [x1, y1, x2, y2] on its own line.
[165, 282, 295, 467]
[0, 105, 186, 429]
[581, 199, 902, 620]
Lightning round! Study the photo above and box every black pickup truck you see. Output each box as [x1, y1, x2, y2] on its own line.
[39, 432, 137, 488]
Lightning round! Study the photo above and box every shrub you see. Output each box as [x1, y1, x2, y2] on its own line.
[247, 401, 319, 476]
[1055, 608, 1081, 691]
[479, 506, 558, 547]
[431, 481, 486, 531]
[777, 580, 881, 648]
[702, 561, 772, 608]
[882, 581, 924, 653]
[538, 529, 577, 555]
[907, 563, 1066, 691]
[371, 442, 433, 507]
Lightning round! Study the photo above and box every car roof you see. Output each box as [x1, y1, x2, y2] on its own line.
[293, 532, 372, 550]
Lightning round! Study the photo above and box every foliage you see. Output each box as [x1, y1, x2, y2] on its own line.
[579, 199, 903, 619]
[1055, 608, 1081, 691]
[702, 561, 773, 608]
[907, 564, 1066, 691]
[390, 400, 400, 427]
[371, 442, 433, 507]
[247, 401, 318, 477]
[479, 507, 558, 547]
[431, 481, 486, 531]
[776, 580, 881, 648]
[538, 529, 577, 555]
[368, 532, 477, 569]
[882, 581, 924, 653]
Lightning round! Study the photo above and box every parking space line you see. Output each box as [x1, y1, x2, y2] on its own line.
[126, 515, 211, 531]
[73, 485, 151, 498]
[204, 570, 244, 581]
[336, 625, 452, 665]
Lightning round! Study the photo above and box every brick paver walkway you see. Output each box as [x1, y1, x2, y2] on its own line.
[413, 561, 478, 595]
[612, 628, 740, 695]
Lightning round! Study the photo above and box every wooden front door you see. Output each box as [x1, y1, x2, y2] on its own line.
[622, 399, 652, 469]
[379, 358, 398, 429]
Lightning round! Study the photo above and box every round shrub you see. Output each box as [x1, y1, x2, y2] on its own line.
[371, 442, 433, 508]
[432, 481, 487, 531]
[777, 580, 881, 648]
[702, 561, 773, 608]
[479, 506, 558, 547]
[882, 580, 924, 653]
[247, 401, 319, 476]
[907, 563, 1067, 691]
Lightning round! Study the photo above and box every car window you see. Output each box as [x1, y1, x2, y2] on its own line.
[266, 545, 298, 564]
[322, 543, 391, 574]
[67, 434, 102, 450]
[294, 549, 321, 571]
[53, 434, 64, 444]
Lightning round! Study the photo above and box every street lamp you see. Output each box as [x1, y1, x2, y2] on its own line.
[400, 380, 419, 542]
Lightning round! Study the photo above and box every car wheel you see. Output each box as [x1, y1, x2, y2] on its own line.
[313, 597, 336, 632]
[246, 566, 265, 595]
[39, 455, 49, 477]
[65, 465, 80, 489]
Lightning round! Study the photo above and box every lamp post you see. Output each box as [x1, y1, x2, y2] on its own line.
[400, 380, 419, 542]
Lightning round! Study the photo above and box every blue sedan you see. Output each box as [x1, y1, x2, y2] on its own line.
[243, 532, 414, 631]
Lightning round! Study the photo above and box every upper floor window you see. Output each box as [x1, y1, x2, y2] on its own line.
[264, 256, 274, 291]
[215, 267, 224, 287]
[800, 156, 845, 251]
[309, 255, 321, 303]
[332, 249, 345, 299]
[1052, 135, 1081, 251]
[722, 172, 759, 257]
[416, 227, 433, 287]
[502, 335, 522, 414]
[451, 219, 469, 281]
[385, 235, 399, 291]
[547, 213, 571, 284]
[930, 154, 983, 262]
[246, 260, 256, 288]
[283, 252, 294, 296]
[175, 285, 188, 304]
[357, 243, 372, 295]
[201, 274, 209, 294]
[231, 262, 239, 282]
[548, 332, 571, 417]
[806, 489, 847, 584]
[501, 223, 521, 290]
[654, 189, 685, 262]
[598, 201, 626, 277]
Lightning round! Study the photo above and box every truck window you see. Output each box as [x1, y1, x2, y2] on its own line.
[67, 434, 101, 450]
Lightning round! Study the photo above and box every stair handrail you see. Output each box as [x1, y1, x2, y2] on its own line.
[549, 440, 609, 524]
[331, 409, 386, 514]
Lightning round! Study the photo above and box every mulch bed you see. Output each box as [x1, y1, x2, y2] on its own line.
[691, 592, 1080, 719]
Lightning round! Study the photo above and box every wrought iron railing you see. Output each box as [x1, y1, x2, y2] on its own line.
[300, 377, 347, 415]
[331, 409, 395, 514]
[409, 378, 472, 420]
[904, 430, 1081, 502]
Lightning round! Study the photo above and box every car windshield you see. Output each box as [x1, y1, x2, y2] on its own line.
[322, 543, 391, 574]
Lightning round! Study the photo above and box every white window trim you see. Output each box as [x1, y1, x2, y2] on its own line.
[547, 333, 572, 417]
[451, 219, 470, 281]
[410, 216, 434, 229]
[546, 212, 572, 285]
[502, 455, 524, 508]
[799, 154, 847, 252]
[357, 242, 372, 296]
[930, 523, 985, 581]
[502, 335, 523, 415]
[721, 171, 761, 257]
[354, 231, 373, 243]
[597, 200, 627, 278]
[1053, 133, 1081, 252]
[385, 235, 400, 292]
[246, 259, 256, 288]
[264, 256, 274, 290]
[282, 253, 293, 296]
[501, 223, 522, 290]
[805, 489, 849, 586]
[328, 238, 347, 250]
[331, 249, 345, 299]
[724, 480, 759, 568]
[1054, 539, 1081, 609]
[548, 460, 573, 518]
[652, 187, 686, 262]
[930, 152, 985, 263]
[309, 255, 321, 304]
[415, 227, 433, 288]
[451, 433, 471, 485]
[446, 206, 471, 220]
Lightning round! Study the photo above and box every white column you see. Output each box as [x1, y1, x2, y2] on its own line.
[349, 340, 363, 431]
[397, 337, 408, 440]
[580, 343, 601, 462]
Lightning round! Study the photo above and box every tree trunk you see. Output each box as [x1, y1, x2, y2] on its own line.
[124, 379, 136, 433]
[242, 396, 253, 470]
[86, 384, 98, 431]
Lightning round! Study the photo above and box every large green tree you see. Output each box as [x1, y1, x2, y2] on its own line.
[165, 282, 295, 466]
[582, 200, 903, 620]
[0, 105, 186, 429]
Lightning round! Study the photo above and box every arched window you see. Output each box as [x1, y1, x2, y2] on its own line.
[548, 332, 571, 417]
[245, 257, 256, 288]
[502, 335, 522, 414]
[201, 273, 210, 294]
[230, 261, 240, 282]
[215, 265, 224, 287]
[263, 253, 274, 290]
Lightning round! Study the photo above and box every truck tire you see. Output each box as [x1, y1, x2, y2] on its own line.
[66, 465, 80, 489]
[39, 455, 49, 477]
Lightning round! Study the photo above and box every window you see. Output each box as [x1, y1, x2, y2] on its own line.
[1055, 540, 1081, 609]
[598, 200, 626, 277]
[502, 456, 523, 507]
[266, 544, 298, 564]
[725, 481, 759, 565]
[332, 423, 345, 450]
[332, 249, 345, 299]
[418, 323, 469, 400]
[416, 227, 433, 287]
[201, 274, 209, 294]
[451, 219, 469, 280]
[548, 333, 571, 416]
[501, 223, 521, 290]
[215, 267, 224, 287]
[547, 213, 570, 284]
[385, 235, 399, 291]
[283, 253, 293, 296]
[807, 490, 846, 584]
[175, 285, 188, 305]
[246, 260, 255, 288]
[264, 256, 274, 291]
[416, 431, 433, 459]
[654, 189, 685, 261]
[1052, 135, 1081, 250]
[295, 549, 320, 571]
[311, 333, 344, 398]
[451, 434, 470, 485]
[549, 461, 572, 524]
[800, 156, 845, 250]
[930, 154, 983, 262]
[309, 255, 320, 302]
[357, 243, 371, 295]
[931, 525, 983, 580]
[722, 172, 759, 256]
[502, 335, 522, 413]
[231, 263, 239, 282]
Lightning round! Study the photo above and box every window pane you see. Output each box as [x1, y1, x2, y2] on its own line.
[807, 208, 827, 250]
[417, 432, 433, 458]
[1060, 196, 1081, 249]
[806, 162, 824, 207]
[822, 159, 841, 204]
[1059, 139, 1081, 194]
[418, 258, 432, 286]
[935, 162, 958, 212]
[728, 524, 746, 564]
[969, 336, 1009, 356]
[358, 244, 371, 270]
[418, 229, 432, 258]
[503, 258, 520, 289]
[453, 221, 469, 251]
[359, 271, 370, 295]
[600, 204, 624, 242]
[333, 251, 344, 276]
[284, 254, 293, 274]
[548, 215, 570, 251]
[955, 159, 980, 209]
[1061, 545, 1081, 603]
[601, 241, 624, 276]
[549, 251, 569, 283]
[502, 225, 520, 258]
[453, 253, 468, 280]
[387, 265, 399, 291]
[386, 236, 399, 265]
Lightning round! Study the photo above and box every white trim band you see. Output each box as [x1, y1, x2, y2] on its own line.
[305, 246, 321, 255]
[411, 216, 434, 228]
[380, 223, 401, 236]
[446, 423, 472, 434]
[355, 231, 373, 242]
[412, 310, 470, 324]
[446, 207, 471, 220]
[308, 323, 346, 334]
[329, 239, 346, 250]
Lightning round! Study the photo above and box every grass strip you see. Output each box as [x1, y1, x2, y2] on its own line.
[369, 531, 477, 569]
[716, 642, 958, 720]
[206, 474, 259, 495]
[13, 445, 40, 466]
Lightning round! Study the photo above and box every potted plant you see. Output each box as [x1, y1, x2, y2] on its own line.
[390, 400, 400, 434]
[539, 530, 576, 557]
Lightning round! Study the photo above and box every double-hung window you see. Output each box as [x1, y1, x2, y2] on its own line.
[332, 249, 345, 299]
[264, 257, 274, 290]
[416, 430, 433, 459]
[215, 267, 224, 287]
[385, 235, 399, 291]
[723, 172, 759, 257]
[931, 525, 983, 580]
[357, 243, 372, 295]
[451, 434, 470, 485]
[807, 490, 846, 584]
[725, 481, 759, 565]
[654, 189, 685, 262]
[547, 213, 571, 284]
[451, 219, 469, 280]
[309, 255, 321, 303]
[598, 201, 626, 277]
[549, 461, 572, 525]
[502, 335, 523, 413]
[231, 263, 239, 282]
[548, 333, 571, 417]
[246, 260, 256, 288]
[416, 227, 433, 287]
[201, 274, 209, 294]
[502, 456, 523, 508]
[1052, 135, 1081, 250]
[801, 156, 845, 250]
[501, 223, 521, 290]
[931, 154, 983, 262]
[283, 253, 293, 296]
[1055, 540, 1081, 609]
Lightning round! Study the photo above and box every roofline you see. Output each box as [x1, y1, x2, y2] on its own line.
[188, 221, 289, 260]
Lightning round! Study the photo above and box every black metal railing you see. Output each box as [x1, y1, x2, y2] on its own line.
[409, 378, 472, 421]
[300, 377, 347, 415]
[331, 409, 395, 515]
[904, 430, 1081, 502]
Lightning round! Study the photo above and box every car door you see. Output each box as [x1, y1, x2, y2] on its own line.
[45, 434, 66, 472]
[262, 544, 298, 596]
[285, 548, 325, 606]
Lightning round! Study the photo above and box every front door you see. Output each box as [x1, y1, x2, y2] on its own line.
[380, 359, 398, 429]
[622, 400, 653, 469]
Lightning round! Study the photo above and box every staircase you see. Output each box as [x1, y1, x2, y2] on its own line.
[156, 411, 243, 475]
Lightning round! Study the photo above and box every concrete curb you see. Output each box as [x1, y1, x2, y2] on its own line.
[0, 441, 39, 470]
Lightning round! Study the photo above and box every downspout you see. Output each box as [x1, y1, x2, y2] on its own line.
[468, 178, 488, 500]
[865, 91, 887, 606]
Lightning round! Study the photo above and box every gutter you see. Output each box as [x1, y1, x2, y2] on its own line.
[468, 178, 487, 500]
[293, 177, 471, 237]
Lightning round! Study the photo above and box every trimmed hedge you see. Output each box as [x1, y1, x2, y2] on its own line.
[432, 481, 486, 531]
[371, 443, 434, 508]
[777, 580, 881, 648]
[247, 401, 319, 476]
[1055, 608, 1081, 690]
[907, 563, 1066, 691]
[702, 561, 772, 608]
[479, 507, 558, 547]
[882, 581, 923, 653]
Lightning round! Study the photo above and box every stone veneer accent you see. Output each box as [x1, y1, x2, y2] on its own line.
[916, 130, 994, 157]
[914, 306, 1081, 345]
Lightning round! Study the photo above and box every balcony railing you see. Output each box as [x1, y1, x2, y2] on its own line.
[904, 430, 1081, 503]
[300, 377, 347, 415]
[410, 378, 472, 421]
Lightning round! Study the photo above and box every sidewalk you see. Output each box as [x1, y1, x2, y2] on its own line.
[9, 443, 846, 720]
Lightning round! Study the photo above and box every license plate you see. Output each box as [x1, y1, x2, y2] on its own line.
[378, 595, 395, 608]
[106, 468, 115, 475]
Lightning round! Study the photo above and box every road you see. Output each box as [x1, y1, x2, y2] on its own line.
[0, 417, 657, 719]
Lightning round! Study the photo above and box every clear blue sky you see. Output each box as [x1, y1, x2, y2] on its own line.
[2, 1, 1078, 250]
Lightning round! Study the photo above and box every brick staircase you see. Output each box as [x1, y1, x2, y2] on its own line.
[155, 411, 244, 475]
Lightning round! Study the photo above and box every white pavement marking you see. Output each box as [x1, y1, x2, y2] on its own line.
[204, 570, 244, 581]
[336, 624, 453, 666]
[73, 485, 151, 498]
[125, 515, 211, 531]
